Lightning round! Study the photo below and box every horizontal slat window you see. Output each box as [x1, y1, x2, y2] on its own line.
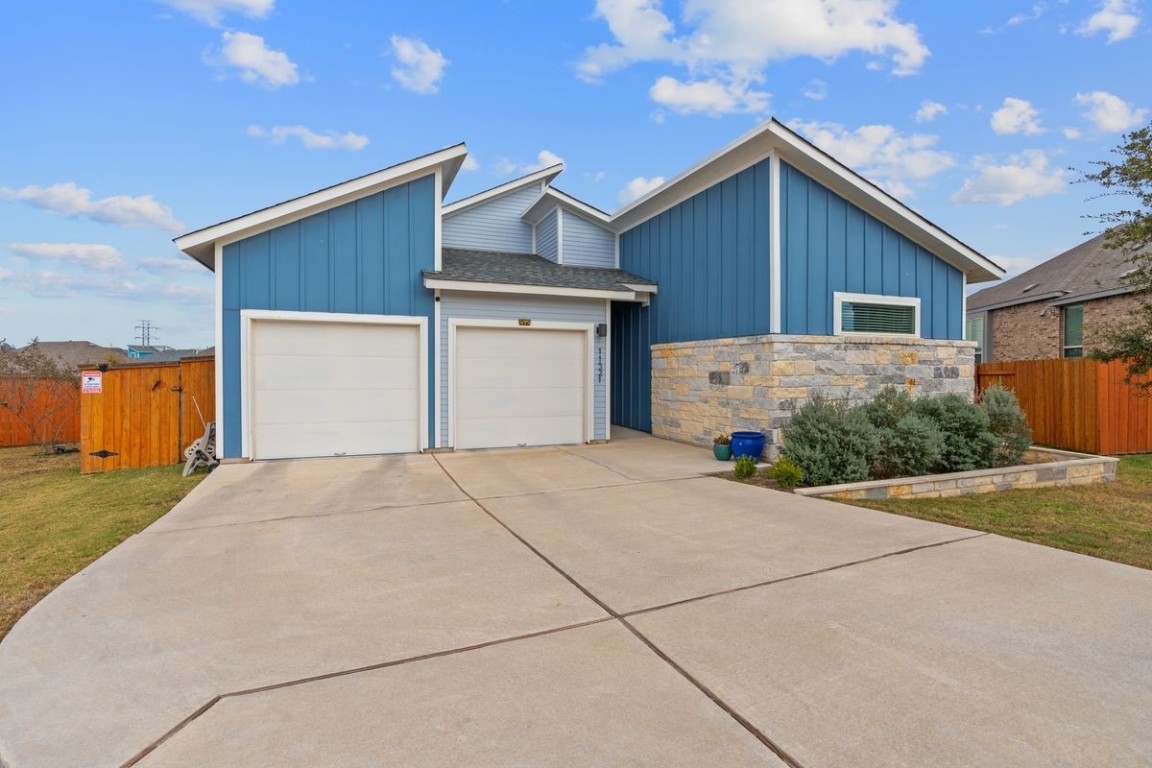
[834, 292, 920, 337]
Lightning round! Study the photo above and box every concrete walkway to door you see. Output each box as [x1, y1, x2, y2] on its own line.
[1, 429, 1150, 767]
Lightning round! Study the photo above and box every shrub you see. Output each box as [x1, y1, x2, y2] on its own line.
[872, 412, 945, 479]
[767, 456, 804, 488]
[862, 385, 914, 431]
[733, 454, 757, 479]
[911, 394, 998, 472]
[780, 396, 878, 486]
[981, 384, 1032, 466]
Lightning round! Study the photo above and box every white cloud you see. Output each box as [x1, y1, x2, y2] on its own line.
[1077, 0, 1140, 42]
[209, 31, 298, 88]
[156, 0, 273, 26]
[951, 150, 1066, 206]
[0, 182, 184, 232]
[802, 79, 827, 101]
[619, 176, 666, 206]
[390, 35, 448, 95]
[1075, 91, 1149, 132]
[789, 120, 956, 198]
[246, 124, 368, 150]
[525, 150, 565, 172]
[0, 270, 140, 300]
[990, 97, 1044, 135]
[461, 155, 480, 172]
[915, 100, 947, 122]
[578, 0, 928, 116]
[649, 75, 768, 116]
[138, 256, 205, 275]
[6, 242, 127, 272]
[1007, 3, 1048, 26]
[1062, 126, 1083, 140]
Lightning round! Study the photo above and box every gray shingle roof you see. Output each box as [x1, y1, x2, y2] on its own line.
[967, 233, 1146, 312]
[425, 248, 657, 293]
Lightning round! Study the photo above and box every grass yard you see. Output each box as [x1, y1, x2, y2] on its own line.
[852, 454, 1152, 570]
[0, 447, 204, 641]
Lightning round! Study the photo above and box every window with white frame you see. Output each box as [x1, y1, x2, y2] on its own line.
[966, 314, 986, 364]
[834, 292, 921, 337]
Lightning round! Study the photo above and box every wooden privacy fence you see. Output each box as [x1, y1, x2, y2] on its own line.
[0, 378, 81, 448]
[80, 357, 215, 474]
[976, 358, 1152, 455]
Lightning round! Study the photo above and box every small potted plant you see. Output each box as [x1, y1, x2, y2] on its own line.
[713, 433, 732, 461]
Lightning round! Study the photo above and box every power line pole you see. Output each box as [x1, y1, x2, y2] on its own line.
[134, 320, 160, 347]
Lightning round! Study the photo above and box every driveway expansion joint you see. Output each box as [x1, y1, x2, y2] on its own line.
[432, 454, 808, 768]
[118, 617, 615, 768]
[623, 532, 990, 619]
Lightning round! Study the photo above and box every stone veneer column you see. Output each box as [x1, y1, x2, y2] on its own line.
[650, 334, 976, 460]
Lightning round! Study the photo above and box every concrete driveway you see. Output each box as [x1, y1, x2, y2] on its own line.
[1, 429, 1150, 767]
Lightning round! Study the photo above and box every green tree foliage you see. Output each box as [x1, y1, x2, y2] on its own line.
[981, 384, 1032, 466]
[1082, 122, 1152, 386]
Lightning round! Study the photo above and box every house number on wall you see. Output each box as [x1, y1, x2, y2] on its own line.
[597, 347, 604, 384]
[518, 318, 532, 326]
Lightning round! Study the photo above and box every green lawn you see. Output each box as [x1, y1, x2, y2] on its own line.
[0, 447, 204, 641]
[852, 454, 1152, 570]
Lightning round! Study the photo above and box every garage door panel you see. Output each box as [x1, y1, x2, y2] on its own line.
[253, 359, 417, 392]
[454, 326, 587, 450]
[250, 319, 422, 460]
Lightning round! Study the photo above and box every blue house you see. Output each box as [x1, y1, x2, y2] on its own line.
[176, 120, 1002, 461]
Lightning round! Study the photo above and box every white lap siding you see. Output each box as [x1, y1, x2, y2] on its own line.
[439, 291, 608, 447]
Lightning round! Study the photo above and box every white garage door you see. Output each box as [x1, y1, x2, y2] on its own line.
[250, 319, 422, 460]
[454, 326, 587, 450]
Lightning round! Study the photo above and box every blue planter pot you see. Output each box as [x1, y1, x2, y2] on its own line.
[730, 431, 766, 461]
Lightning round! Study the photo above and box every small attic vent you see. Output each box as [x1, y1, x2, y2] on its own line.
[1021, 283, 1039, 293]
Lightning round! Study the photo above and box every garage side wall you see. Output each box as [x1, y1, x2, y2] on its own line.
[220, 174, 437, 458]
[439, 291, 608, 446]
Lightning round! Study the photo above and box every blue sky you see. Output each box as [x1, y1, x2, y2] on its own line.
[0, 0, 1147, 349]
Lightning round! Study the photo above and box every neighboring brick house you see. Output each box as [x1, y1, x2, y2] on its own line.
[966, 233, 1148, 363]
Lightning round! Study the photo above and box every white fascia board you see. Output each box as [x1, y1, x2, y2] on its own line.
[423, 278, 643, 302]
[522, 187, 611, 225]
[176, 144, 468, 266]
[609, 119, 1004, 284]
[442, 164, 565, 217]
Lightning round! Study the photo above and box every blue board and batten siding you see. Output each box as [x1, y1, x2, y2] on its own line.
[779, 162, 962, 339]
[220, 174, 436, 457]
[443, 185, 540, 253]
[537, 209, 559, 263]
[613, 159, 772, 431]
[562, 212, 616, 268]
[612, 159, 964, 432]
[439, 292, 608, 446]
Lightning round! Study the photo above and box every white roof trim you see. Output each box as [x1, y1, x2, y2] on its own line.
[442, 164, 565, 217]
[522, 187, 611, 225]
[175, 143, 469, 269]
[423, 277, 648, 302]
[609, 119, 1004, 284]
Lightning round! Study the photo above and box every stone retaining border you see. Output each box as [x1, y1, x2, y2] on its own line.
[794, 447, 1119, 501]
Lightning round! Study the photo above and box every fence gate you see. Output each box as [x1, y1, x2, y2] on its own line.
[80, 358, 215, 474]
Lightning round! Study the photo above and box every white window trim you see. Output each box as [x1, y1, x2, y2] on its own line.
[239, 310, 428, 460]
[833, 292, 921, 338]
[446, 318, 595, 450]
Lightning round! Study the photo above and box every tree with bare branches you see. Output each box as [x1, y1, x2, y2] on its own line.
[0, 339, 81, 452]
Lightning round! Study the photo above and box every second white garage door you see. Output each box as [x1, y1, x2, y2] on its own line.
[454, 326, 588, 450]
[249, 318, 422, 460]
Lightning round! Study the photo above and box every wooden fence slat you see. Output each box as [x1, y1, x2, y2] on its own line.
[79, 358, 216, 473]
[977, 358, 1152, 455]
[0, 378, 81, 448]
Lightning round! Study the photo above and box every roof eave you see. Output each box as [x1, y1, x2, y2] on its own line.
[442, 164, 565, 217]
[175, 143, 470, 271]
[423, 276, 652, 302]
[609, 119, 1004, 283]
[521, 188, 611, 225]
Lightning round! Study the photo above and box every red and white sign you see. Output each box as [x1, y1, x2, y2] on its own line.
[81, 370, 102, 394]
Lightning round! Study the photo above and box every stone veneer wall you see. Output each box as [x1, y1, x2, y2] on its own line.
[651, 334, 976, 459]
